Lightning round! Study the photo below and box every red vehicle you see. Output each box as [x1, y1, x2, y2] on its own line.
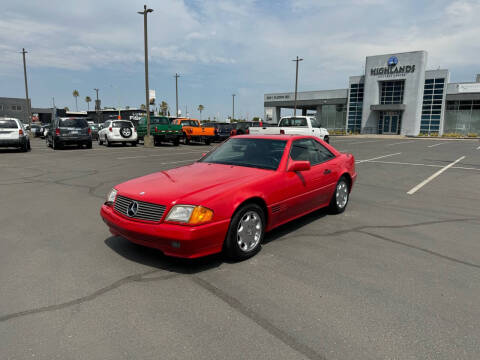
[100, 135, 356, 260]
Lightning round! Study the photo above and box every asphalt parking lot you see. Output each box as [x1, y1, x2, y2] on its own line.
[1, 136, 480, 360]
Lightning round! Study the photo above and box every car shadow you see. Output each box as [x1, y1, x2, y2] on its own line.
[262, 208, 329, 245]
[105, 208, 330, 272]
[104, 236, 223, 274]
[0, 148, 24, 153]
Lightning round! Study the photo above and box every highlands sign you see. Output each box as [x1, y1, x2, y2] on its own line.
[370, 64, 416, 77]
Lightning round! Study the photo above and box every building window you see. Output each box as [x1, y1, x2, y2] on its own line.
[380, 80, 404, 104]
[11, 105, 22, 111]
[347, 82, 364, 133]
[420, 78, 445, 134]
[445, 99, 480, 135]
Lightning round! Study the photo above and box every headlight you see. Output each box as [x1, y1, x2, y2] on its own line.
[166, 205, 213, 225]
[106, 188, 117, 205]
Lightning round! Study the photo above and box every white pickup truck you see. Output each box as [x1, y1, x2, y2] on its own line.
[249, 116, 329, 143]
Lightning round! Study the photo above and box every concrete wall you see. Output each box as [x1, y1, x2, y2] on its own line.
[0, 97, 31, 123]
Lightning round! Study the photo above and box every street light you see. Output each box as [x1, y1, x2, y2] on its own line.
[21, 48, 32, 130]
[292, 56, 303, 117]
[138, 4, 154, 147]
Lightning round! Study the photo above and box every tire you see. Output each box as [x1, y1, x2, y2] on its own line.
[98, 136, 103, 145]
[183, 133, 190, 145]
[52, 138, 58, 150]
[131, 141, 137, 147]
[329, 176, 350, 214]
[224, 203, 265, 261]
[324, 135, 329, 144]
[27, 140, 31, 151]
[173, 137, 180, 146]
[106, 137, 111, 147]
[86, 141, 92, 149]
[204, 138, 211, 145]
[120, 127, 132, 138]
[21, 140, 28, 152]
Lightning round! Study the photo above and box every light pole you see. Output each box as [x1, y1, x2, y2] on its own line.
[292, 56, 303, 117]
[138, 4, 154, 147]
[232, 94, 235, 121]
[93, 88, 100, 124]
[174, 73, 180, 117]
[21, 48, 32, 130]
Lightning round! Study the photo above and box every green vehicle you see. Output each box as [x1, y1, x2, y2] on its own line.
[137, 116, 182, 146]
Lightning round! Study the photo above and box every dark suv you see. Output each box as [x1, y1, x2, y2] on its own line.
[47, 117, 92, 149]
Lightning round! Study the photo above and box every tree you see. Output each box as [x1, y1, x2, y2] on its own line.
[140, 104, 146, 110]
[64, 106, 69, 111]
[197, 104, 204, 120]
[85, 96, 92, 111]
[160, 101, 168, 116]
[72, 90, 80, 111]
[252, 117, 260, 122]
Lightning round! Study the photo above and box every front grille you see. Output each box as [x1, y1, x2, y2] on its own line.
[114, 195, 166, 222]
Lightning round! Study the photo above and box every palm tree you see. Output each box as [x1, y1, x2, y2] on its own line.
[160, 101, 168, 116]
[197, 105, 204, 120]
[85, 96, 92, 111]
[140, 104, 146, 110]
[72, 90, 80, 111]
[64, 106, 70, 111]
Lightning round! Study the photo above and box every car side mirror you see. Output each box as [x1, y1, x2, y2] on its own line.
[287, 160, 311, 172]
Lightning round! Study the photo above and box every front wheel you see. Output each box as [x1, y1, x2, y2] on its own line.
[183, 134, 190, 145]
[224, 203, 265, 261]
[324, 135, 329, 144]
[329, 176, 350, 214]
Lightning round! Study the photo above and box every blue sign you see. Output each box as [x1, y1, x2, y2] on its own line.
[387, 56, 398, 66]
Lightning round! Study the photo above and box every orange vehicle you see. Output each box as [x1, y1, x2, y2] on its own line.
[172, 118, 216, 145]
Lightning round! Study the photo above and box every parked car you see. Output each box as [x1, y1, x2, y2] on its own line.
[30, 123, 42, 137]
[137, 116, 182, 146]
[230, 121, 255, 136]
[100, 134, 356, 260]
[204, 122, 235, 142]
[171, 118, 216, 145]
[98, 119, 138, 147]
[249, 116, 330, 143]
[89, 124, 100, 141]
[0, 117, 31, 151]
[47, 117, 92, 149]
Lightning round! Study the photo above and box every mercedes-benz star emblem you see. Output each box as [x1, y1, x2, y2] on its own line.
[127, 201, 139, 217]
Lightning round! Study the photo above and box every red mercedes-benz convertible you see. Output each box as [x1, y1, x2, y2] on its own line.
[100, 135, 356, 260]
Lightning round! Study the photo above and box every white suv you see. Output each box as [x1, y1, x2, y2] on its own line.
[98, 120, 138, 147]
[0, 117, 31, 152]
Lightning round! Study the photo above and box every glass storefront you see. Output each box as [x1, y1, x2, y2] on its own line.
[347, 83, 364, 133]
[444, 100, 480, 135]
[319, 104, 347, 132]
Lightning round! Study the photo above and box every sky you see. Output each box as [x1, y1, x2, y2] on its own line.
[1, 0, 480, 120]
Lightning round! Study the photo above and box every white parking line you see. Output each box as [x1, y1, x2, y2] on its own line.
[477, 145, 480, 150]
[407, 156, 466, 195]
[428, 143, 446, 148]
[356, 152, 401, 164]
[386, 140, 415, 146]
[347, 140, 384, 145]
[368, 160, 480, 172]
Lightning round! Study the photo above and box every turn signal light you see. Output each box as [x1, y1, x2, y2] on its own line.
[189, 206, 214, 225]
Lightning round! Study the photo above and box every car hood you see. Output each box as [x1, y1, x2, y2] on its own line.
[115, 162, 272, 206]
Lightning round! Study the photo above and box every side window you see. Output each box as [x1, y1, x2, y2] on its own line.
[310, 117, 321, 128]
[313, 140, 335, 163]
[291, 139, 334, 165]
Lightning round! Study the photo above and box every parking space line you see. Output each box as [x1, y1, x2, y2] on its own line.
[368, 160, 480, 172]
[428, 143, 446, 148]
[347, 140, 384, 145]
[356, 152, 401, 164]
[386, 140, 416, 146]
[477, 145, 480, 150]
[407, 156, 466, 195]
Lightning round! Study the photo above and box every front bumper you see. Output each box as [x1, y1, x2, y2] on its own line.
[100, 204, 230, 258]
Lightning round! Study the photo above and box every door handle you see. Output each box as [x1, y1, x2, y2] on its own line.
[324, 169, 331, 175]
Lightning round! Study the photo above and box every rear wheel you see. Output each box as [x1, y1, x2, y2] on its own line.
[224, 203, 265, 261]
[86, 141, 92, 149]
[52, 138, 59, 150]
[98, 136, 103, 145]
[324, 135, 330, 144]
[329, 176, 350, 214]
[204, 138, 211, 145]
[183, 133, 190, 145]
[106, 137, 111, 147]
[173, 137, 180, 146]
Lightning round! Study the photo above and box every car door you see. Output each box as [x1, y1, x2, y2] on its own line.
[284, 138, 338, 217]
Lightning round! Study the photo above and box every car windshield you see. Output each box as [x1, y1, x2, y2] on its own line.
[280, 117, 308, 127]
[0, 120, 18, 128]
[59, 118, 88, 128]
[200, 138, 287, 170]
[180, 120, 198, 127]
[113, 121, 133, 128]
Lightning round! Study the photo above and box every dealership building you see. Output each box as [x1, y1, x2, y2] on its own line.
[264, 51, 480, 136]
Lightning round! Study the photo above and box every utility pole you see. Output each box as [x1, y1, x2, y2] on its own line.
[174, 73, 180, 117]
[232, 94, 235, 121]
[21, 48, 32, 129]
[138, 4, 154, 147]
[93, 88, 100, 124]
[292, 56, 303, 117]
